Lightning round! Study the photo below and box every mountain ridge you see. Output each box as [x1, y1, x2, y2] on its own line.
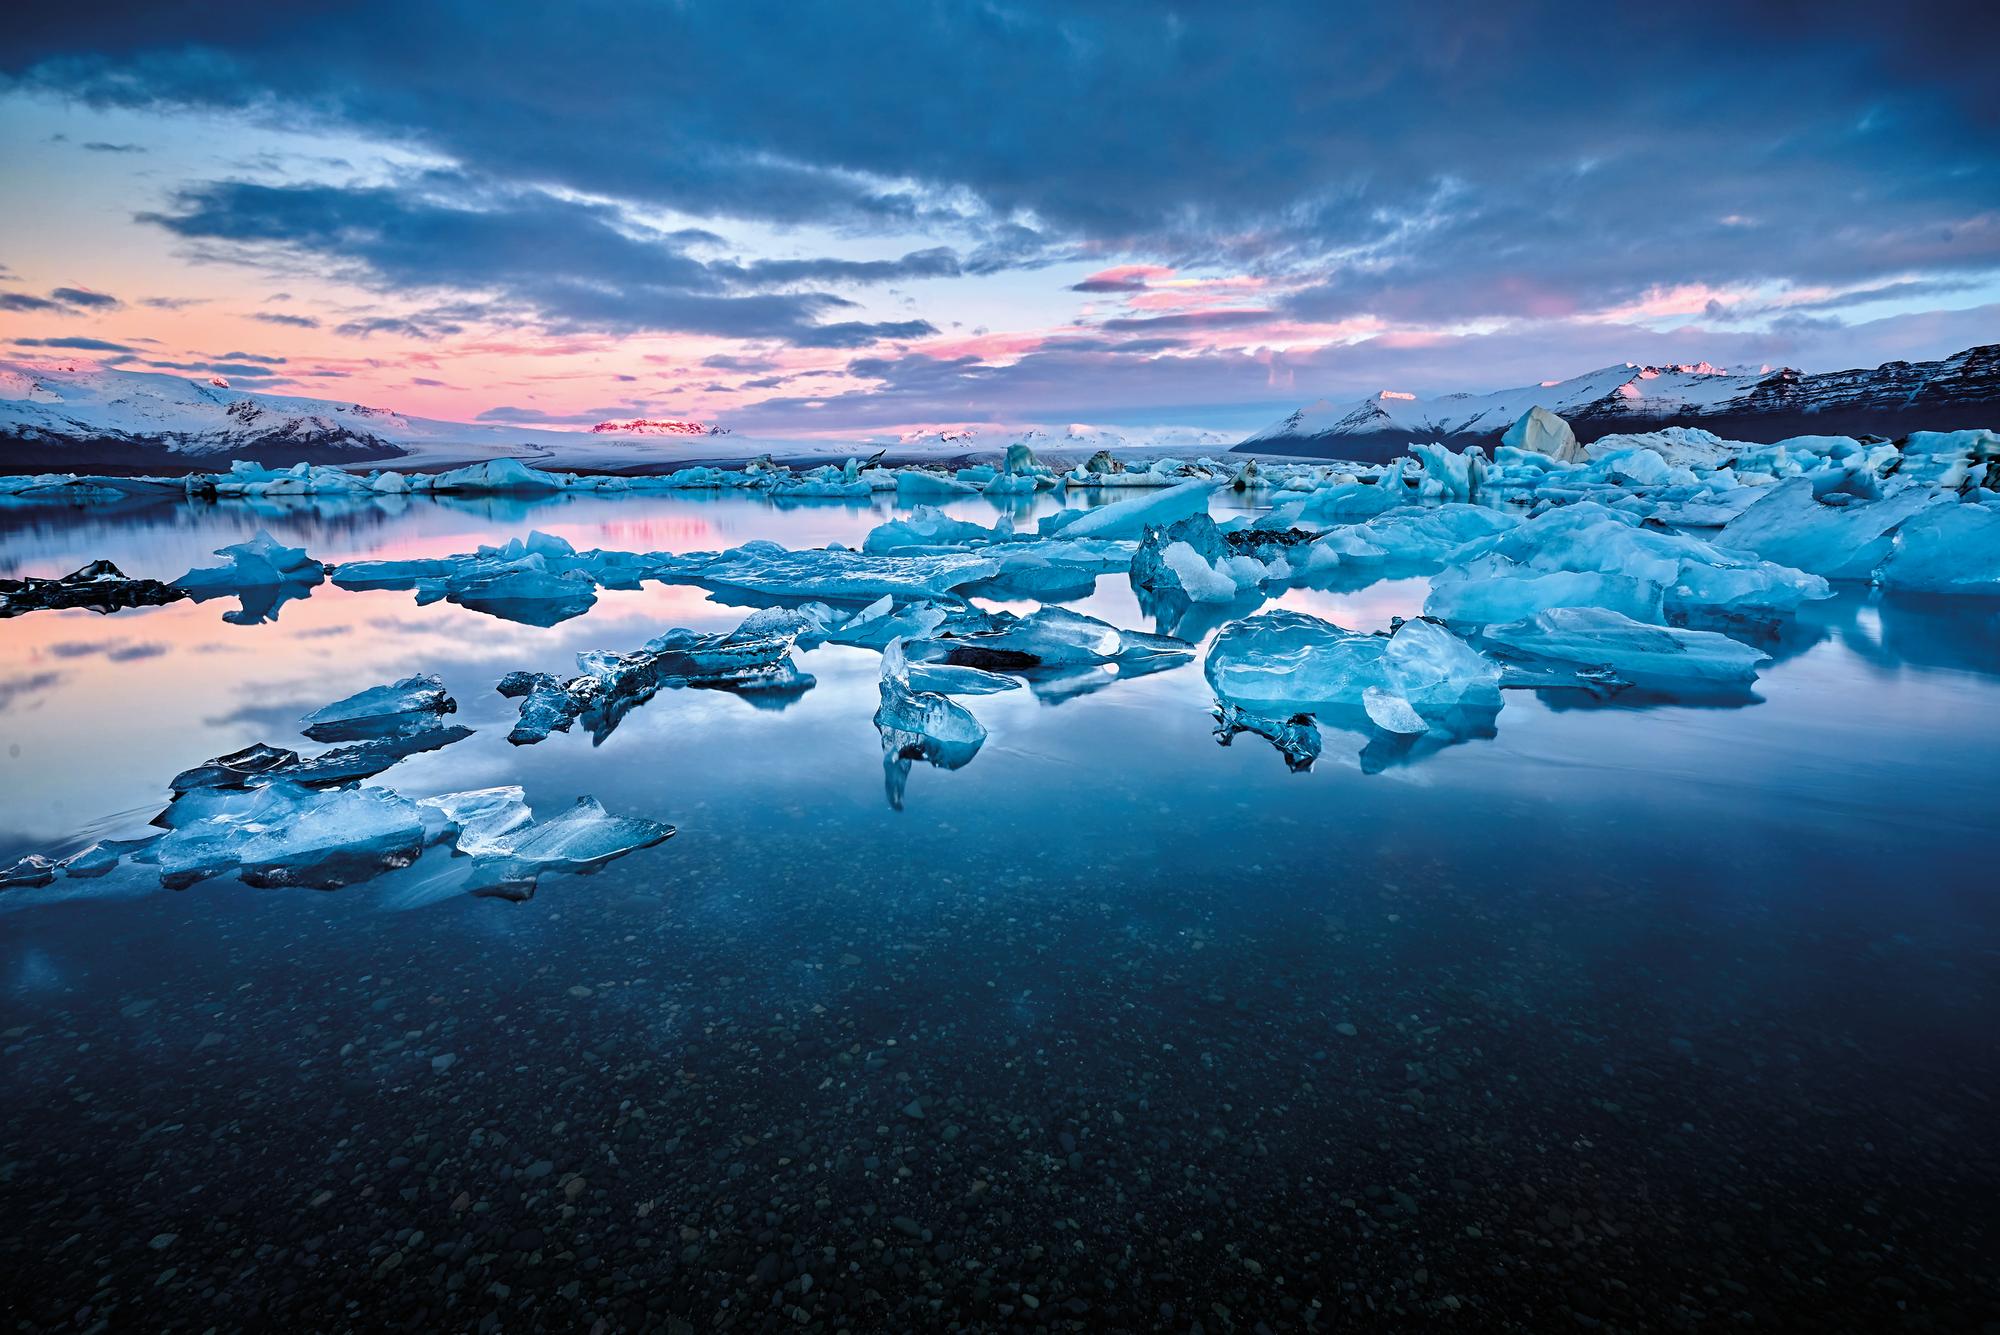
[1237, 344, 2000, 461]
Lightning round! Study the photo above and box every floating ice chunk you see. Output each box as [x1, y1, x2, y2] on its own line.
[1409, 443, 1488, 501]
[896, 470, 979, 500]
[429, 457, 566, 493]
[168, 726, 474, 794]
[1205, 611, 1499, 716]
[863, 507, 1008, 554]
[174, 530, 324, 592]
[465, 797, 675, 900]
[1428, 501, 1828, 625]
[1, 855, 58, 889]
[1501, 405, 1585, 463]
[234, 787, 429, 889]
[1894, 429, 2000, 490]
[301, 673, 456, 742]
[1211, 703, 1323, 771]
[58, 834, 162, 879]
[417, 786, 534, 856]
[876, 639, 987, 750]
[1130, 513, 1292, 604]
[1480, 606, 1768, 689]
[1043, 479, 1217, 540]
[1877, 500, 2000, 595]
[919, 606, 1193, 671]
[875, 639, 987, 809]
[0, 560, 188, 618]
[1361, 686, 1429, 735]
[500, 612, 806, 744]
[1717, 477, 1943, 580]
[905, 662, 1023, 695]
[664, 540, 1002, 602]
[822, 595, 949, 649]
[155, 781, 427, 890]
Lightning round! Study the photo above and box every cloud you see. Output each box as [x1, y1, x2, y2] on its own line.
[0, 293, 61, 312]
[81, 140, 145, 153]
[139, 176, 967, 346]
[13, 336, 140, 351]
[473, 404, 627, 425]
[247, 310, 319, 328]
[48, 286, 121, 309]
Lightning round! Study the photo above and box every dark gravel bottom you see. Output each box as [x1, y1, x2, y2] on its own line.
[1, 836, 1994, 1334]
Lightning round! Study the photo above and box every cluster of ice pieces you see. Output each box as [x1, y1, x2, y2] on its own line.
[1, 673, 672, 901]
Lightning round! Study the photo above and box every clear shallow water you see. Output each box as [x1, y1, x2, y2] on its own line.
[1, 489, 1996, 1331]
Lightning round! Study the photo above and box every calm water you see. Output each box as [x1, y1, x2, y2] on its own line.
[1, 487, 1996, 1331]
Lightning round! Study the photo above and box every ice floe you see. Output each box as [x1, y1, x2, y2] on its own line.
[0, 560, 187, 618]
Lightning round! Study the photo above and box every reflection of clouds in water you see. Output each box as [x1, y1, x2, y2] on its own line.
[41, 640, 169, 663]
[0, 670, 65, 712]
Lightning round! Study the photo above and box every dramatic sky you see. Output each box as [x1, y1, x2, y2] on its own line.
[2, 2, 1995, 438]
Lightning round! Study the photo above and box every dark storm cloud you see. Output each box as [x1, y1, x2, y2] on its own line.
[139, 177, 955, 346]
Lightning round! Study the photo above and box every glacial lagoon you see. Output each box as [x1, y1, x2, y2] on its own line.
[1, 478, 1996, 1330]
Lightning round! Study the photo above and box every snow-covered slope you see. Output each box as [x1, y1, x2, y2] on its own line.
[1242, 345, 2000, 461]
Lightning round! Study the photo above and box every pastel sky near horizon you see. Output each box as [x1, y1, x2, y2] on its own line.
[1, 2, 1996, 440]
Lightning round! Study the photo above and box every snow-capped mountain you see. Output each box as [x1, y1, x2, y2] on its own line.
[1240, 344, 2000, 461]
[0, 360, 741, 473]
[1018, 423, 1238, 453]
[589, 418, 730, 436]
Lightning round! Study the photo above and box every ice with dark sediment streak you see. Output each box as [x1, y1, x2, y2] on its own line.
[875, 638, 987, 809]
[301, 673, 456, 742]
[1205, 611, 1500, 730]
[1129, 513, 1304, 605]
[912, 605, 1193, 671]
[500, 611, 808, 744]
[1211, 703, 1323, 772]
[167, 724, 474, 794]
[1, 560, 188, 619]
[1425, 501, 1829, 626]
[1478, 606, 1769, 691]
[153, 780, 428, 890]
[462, 797, 675, 901]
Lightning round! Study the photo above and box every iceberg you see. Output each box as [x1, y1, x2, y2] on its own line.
[662, 540, 1002, 602]
[1426, 502, 1829, 626]
[1479, 606, 1769, 690]
[874, 639, 987, 809]
[428, 457, 566, 493]
[417, 786, 535, 856]
[895, 470, 979, 500]
[1500, 405, 1585, 464]
[1042, 478, 1217, 540]
[167, 725, 474, 794]
[1211, 703, 1323, 772]
[905, 662, 1023, 696]
[173, 530, 325, 594]
[863, 507, 1010, 554]
[462, 797, 675, 900]
[57, 834, 162, 879]
[1361, 685, 1429, 735]
[1130, 513, 1295, 604]
[499, 612, 807, 744]
[1, 855, 59, 889]
[1205, 611, 1500, 721]
[301, 673, 457, 742]
[154, 781, 427, 890]
[1717, 478, 1943, 580]
[1877, 500, 2000, 596]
